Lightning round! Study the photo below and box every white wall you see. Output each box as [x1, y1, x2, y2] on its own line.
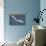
[0, 0, 4, 42]
[40, 0, 46, 27]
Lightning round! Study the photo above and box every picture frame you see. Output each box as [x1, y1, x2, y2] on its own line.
[9, 14, 26, 25]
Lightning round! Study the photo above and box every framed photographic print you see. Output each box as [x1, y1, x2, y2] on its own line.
[9, 14, 26, 25]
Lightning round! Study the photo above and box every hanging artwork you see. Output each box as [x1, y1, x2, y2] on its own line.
[9, 14, 26, 25]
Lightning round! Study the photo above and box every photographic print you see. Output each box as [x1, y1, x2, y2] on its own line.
[9, 14, 26, 25]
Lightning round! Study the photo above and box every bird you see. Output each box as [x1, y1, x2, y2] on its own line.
[11, 16, 24, 23]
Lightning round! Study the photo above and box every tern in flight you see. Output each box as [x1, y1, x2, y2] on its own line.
[11, 16, 24, 23]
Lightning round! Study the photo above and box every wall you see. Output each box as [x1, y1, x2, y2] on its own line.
[40, 0, 46, 27]
[0, 0, 4, 42]
[4, 0, 40, 42]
